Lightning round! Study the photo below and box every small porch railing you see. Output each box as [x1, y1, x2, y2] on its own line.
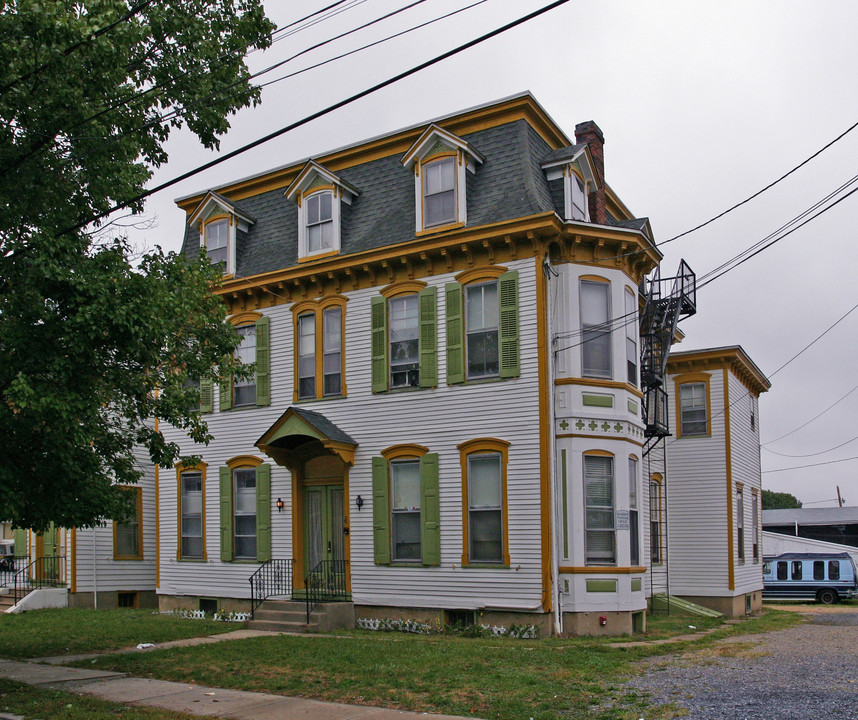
[249, 559, 293, 618]
[0, 555, 29, 591]
[13, 556, 65, 604]
[305, 559, 348, 623]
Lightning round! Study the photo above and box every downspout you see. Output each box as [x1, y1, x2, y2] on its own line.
[544, 254, 562, 637]
[92, 527, 98, 609]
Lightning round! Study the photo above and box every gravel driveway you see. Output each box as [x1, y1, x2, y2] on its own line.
[623, 606, 858, 719]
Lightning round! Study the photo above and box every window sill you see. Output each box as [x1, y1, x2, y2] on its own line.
[224, 403, 261, 412]
[461, 563, 509, 569]
[294, 393, 347, 404]
[298, 248, 339, 263]
[374, 385, 426, 395]
[113, 556, 143, 562]
[177, 557, 207, 562]
[417, 221, 464, 236]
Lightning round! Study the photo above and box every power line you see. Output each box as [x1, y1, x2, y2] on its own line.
[64, 0, 573, 235]
[763, 382, 858, 446]
[656, 117, 858, 247]
[763, 434, 858, 459]
[762, 455, 858, 474]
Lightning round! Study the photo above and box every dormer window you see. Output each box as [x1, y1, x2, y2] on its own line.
[541, 145, 597, 223]
[306, 191, 334, 252]
[402, 124, 483, 234]
[286, 161, 358, 262]
[423, 157, 456, 227]
[205, 218, 229, 266]
[189, 192, 254, 277]
[571, 172, 588, 220]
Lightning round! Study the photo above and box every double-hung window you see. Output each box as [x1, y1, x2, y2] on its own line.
[571, 173, 588, 220]
[233, 468, 257, 560]
[180, 470, 204, 559]
[752, 490, 759, 561]
[114, 487, 142, 560]
[736, 485, 745, 562]
[445, 270, 519, 385]
[218, 313, 270, 411]
[628, 457, 639, 566]
[389, 295, 420, 388]
[205, 219, 228, 267]
[391, 459, 421, 561]
[294, 300, 345, 401]
[584, 454, 615, 564]
[679, 383, 707, 436]
[306, 191, 334, 253]
[580, 279, 612, 378]
[467, 452, 503, 563]
[372, 448, 440, 566]
[219, 460, 270, 563]
[466, 281, 500, 379]
[650, 477, 662, 564]
[423, 157, 456, 227]
[233, 324, 256, 407]
[625, 288, 638, 385]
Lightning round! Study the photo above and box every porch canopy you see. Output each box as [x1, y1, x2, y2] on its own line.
[255, 407, 357, 469]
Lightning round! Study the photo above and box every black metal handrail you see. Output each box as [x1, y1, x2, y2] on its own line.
[305, 559, 348, 623]
[249, 559, 293, 618]
[0, 554, 29, 591]
[13, 556, 65, 605]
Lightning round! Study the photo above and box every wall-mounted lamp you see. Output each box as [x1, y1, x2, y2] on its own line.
[276, 497, 284, 513]
[355, 495, 364, 511]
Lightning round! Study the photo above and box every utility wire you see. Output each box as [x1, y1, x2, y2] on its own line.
[763, 434, 858, 458]
[656, 118, 858, 247]
[763, 382, 858, 446]
[63, 0, 572, 235]
[761, 455, 858, 474]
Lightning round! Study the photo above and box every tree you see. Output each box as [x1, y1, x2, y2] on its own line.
[761, 490, 803, 510]
[0, 1, 275, 531]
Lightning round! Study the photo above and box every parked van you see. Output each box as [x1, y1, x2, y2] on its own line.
[0, 540, 15, 572]
[763, 552, 857, 604]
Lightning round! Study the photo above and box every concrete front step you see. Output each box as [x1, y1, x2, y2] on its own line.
[248, 600, 354, 634]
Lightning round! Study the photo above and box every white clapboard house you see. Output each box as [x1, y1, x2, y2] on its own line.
[151, 92, 705, 635]
[646, 346, 770, 616]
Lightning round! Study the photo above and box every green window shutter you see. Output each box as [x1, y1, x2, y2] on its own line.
[499, 270, 520, 378]
[255, 464, 271, 562]
[219, 466, 233, 562]
[199, 378, 214, 414]
[418, 286, 438, 388]
[445, 282, 464, 384]
[420, 453, 440, 566]
[371, 456, 391, 565]
[370, 296, 388, 393]
[219, 377, 232, 411]
[12, 528, 28, 559]
[255, 316, 271, 406]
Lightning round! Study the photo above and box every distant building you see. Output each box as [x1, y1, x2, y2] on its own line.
[763, 507, 858, 549]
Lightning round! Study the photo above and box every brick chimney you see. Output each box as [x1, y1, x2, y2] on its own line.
[575, 121, 606, 225]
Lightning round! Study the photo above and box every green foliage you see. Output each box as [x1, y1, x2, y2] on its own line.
[762, 489, 802, 509]
[0, 1, 275, 530]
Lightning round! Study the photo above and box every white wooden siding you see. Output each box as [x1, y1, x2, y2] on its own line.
[158, 258, 545, 611]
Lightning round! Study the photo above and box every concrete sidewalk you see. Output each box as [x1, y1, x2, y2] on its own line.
[0, 656, 481, 720]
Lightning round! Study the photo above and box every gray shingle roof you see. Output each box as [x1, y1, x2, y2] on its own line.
[291, 408, 357, 445]
[540, 143, 587, 165]
[181, 120, 561, 278]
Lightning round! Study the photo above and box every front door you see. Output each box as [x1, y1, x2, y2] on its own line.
[35, 523, 60, 582]
[304, 485, 345, 572]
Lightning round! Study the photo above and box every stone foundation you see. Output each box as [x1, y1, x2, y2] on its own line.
[157, 594, 252, 615]
[69, 590, 157, 610]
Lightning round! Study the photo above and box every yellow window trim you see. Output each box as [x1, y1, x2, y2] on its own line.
[380, 280, 427, 298]
[580, 273, 610, 283]
[582, 449, 614, 457]
[228, 311, 262, 326]
[381, 443, 429, 460]
[455, 265, 508, 285]
[554, 377, 644, 399]
[226, 455, 263, 469]
[674, 371, 712, 438]
[420, 154, 460, 232]
[458, 438, 511, 568]
[297, 248, 339, 264]
[291, 296, 348, 402]
[113, 486, 143, 561]
[416, 221, 465, 237]
[559, 566, 647, 574]
[628, 452, 639, 461]
[300, 185, 335, 199]
[176, 462, 207, 562]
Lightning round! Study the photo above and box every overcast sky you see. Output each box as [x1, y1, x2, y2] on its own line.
[121, 0, 858, 507]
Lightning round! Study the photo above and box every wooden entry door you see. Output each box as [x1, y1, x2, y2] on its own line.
[304, 485, 345, 572]
[35, 523, 60, 581]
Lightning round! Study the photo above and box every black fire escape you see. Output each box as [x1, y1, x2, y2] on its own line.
[639, 259, 697, 456]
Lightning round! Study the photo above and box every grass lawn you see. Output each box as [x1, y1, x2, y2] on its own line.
[0, 608, 234, 658]
[71, 609, 800, 720]
[0, 680, 202, 720]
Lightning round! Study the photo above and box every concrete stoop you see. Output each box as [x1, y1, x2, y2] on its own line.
[247, 600, 355, 633]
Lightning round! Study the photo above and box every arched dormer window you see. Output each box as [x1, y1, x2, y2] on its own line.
[402, 124, 483, 234]
[188, 192, 254, 277]
[285, 161, 359, 262]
